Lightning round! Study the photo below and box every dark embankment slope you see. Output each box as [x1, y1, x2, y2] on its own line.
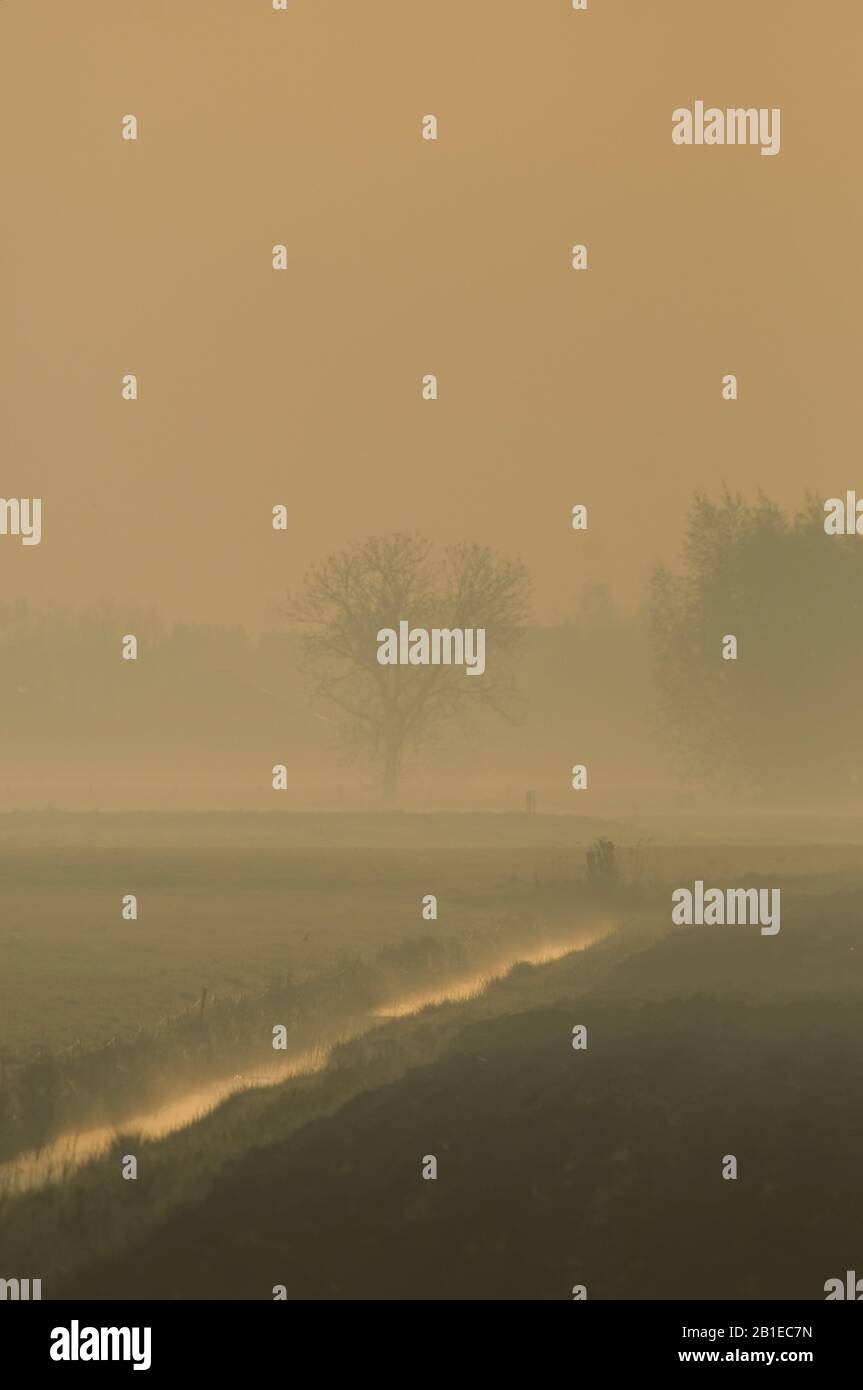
[66, 899, 863, 1301]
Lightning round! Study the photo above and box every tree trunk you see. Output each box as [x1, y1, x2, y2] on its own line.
[382, 736, 401, 801]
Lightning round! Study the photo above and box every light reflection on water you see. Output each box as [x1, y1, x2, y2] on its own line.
[372, 934, 601, 1018]
[0, 1048, 330, 1198]
[0, 925, 607, 1196]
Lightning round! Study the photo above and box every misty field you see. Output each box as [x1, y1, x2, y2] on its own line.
[5, 818, 862, 1060]
[0, 841, 603, 1061]
[0, 818, 631, 1165]
[0, 856, 860, 1299]
[3, 812, 863, 1299]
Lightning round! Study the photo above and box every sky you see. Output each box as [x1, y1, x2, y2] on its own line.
[3, 0, 861, 630]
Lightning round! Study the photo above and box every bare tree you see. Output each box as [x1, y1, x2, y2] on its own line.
[283, 533, 532, 798]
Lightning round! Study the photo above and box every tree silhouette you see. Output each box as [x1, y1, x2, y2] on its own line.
[648, 487, 863, 796]
[284, 533, 532, 798]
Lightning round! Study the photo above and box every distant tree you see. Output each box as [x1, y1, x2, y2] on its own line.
[648, 487, 863, 795]
[283, 533, 532, 798]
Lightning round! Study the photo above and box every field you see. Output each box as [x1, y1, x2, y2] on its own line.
[2, 812, 863, 1299]
[0, 840, 616, 1062]
[3, 815, 863, 1060]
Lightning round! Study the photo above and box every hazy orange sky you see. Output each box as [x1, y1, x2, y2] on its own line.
[3, 0, 860, 628]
